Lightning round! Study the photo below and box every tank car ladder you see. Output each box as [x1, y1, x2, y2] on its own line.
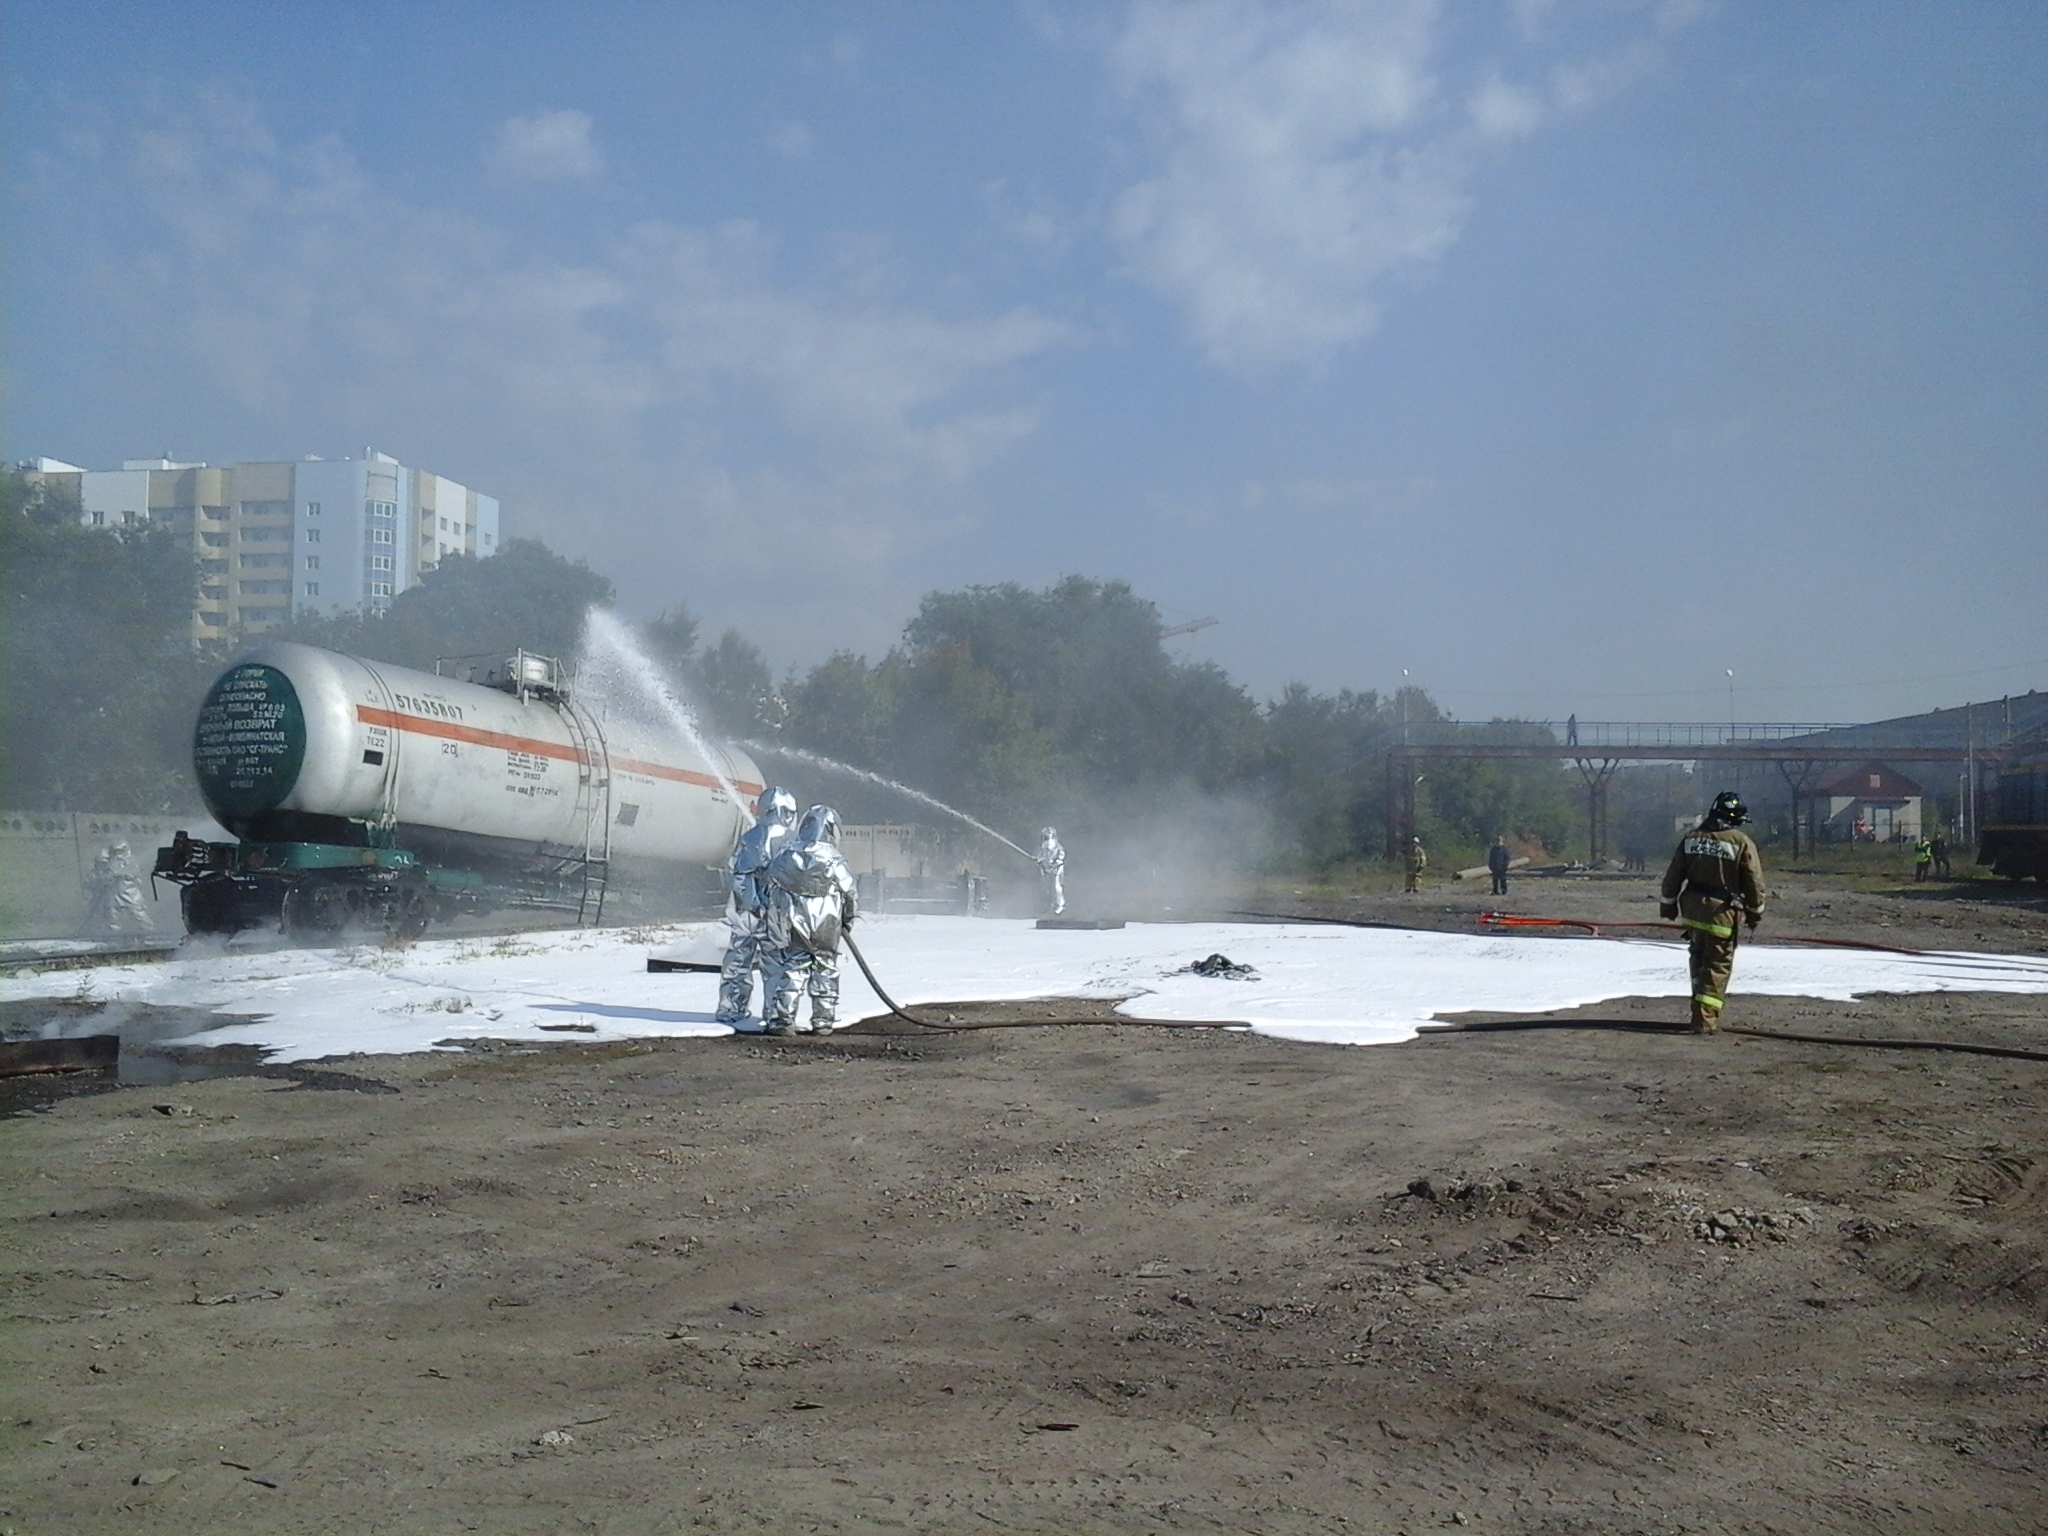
[557, 699, 614, 926]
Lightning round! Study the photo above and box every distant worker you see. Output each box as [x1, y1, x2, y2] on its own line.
[1035, 827, 1067, 915]
[83, 841, 154, 936]
[762, 805, 859, 1036]
[1487, 836, 1513, 897]
[1931, 833, 1952, 880]
[715, 786, 799, 1026]
[1912, 836, 1933, 883]
[1566, 713, 1579, 748]
[1405, 837, 1428, 893]
[1659, 792, 1768, 1034]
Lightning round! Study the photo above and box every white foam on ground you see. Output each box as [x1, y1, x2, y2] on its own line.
[4, 915, 2045, 1063]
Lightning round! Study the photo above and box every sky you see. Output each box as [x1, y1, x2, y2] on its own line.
[6, 1, 2045, 725]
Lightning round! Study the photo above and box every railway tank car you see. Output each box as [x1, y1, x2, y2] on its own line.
[154, 641, 763, 939]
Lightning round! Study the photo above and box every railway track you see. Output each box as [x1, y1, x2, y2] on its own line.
[0, 943, 186, 976]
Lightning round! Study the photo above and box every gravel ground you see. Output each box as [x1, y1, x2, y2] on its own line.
[3, 872, 2045, 1534]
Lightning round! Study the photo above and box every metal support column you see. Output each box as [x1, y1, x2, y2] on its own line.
[1385, 750, 1422, 860]
[1775, 759, 1823, 859]
[1573, 758, 1619, 864]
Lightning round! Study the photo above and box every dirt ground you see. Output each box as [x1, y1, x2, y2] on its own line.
[4, 872, 2047, 1535]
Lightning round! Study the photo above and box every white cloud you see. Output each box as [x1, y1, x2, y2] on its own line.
[1105, 0, 1700, 372]
[982, 178, 1076, 255]
[1108, 0, 1459, 370]
[485, 108, 605, 183]
[34, 95, 1069, 650]
[769, 120, 816, 162]
[1469, 75, 1543, 141]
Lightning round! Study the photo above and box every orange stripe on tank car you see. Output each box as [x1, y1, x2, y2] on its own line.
[355, 706, 763, 798]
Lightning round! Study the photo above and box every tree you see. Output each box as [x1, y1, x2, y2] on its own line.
[640, 607, 700, 683]
[780, 576, 1264, 841]
[689, 629, 781, 741]
[1260, 685, 1391, 866]
[0, 493, 216, 810]
[277, 538, 614, 671]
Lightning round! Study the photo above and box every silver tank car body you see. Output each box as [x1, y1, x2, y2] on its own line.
[194, 641, 761, 869]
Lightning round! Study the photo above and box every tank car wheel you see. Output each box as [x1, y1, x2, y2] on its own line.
[281, 878, 350, 942]
[392, 879, 431, 941]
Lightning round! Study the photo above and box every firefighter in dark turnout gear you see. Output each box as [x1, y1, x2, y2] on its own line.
[1654, 794, 1769, 1036]
[1660, 792, 1768, 1032]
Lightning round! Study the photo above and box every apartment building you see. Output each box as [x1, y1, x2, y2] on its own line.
[19, 451, 500, 642]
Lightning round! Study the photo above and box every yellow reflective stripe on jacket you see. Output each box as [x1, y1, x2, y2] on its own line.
[1681, 916, 1735, 939]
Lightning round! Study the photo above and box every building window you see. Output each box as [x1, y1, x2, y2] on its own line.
[200, 531, 228, 547]
[370, 527, 395, 545]
[304, 582, 321, 597]
[304, 555, 321, 570]
[305, 528, 321, 543]
[305, 501, 321, 516]
[200, 611, 226, 627]
[370, 581, 393, 597]
[91, 510, 106, 526]
[239, 580, 291, 596]
[202, 505, 229, 520]
[239, 553, 289, 569]
[370, 555, 394, 571]
[366, 500, 397, 519]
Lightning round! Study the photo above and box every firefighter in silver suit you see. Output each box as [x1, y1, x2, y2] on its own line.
[1035, 827, 1067, 915]
[716, 786, 799, 1025]
[84, 842, 155, 936]
[762, 805, 859, 1035]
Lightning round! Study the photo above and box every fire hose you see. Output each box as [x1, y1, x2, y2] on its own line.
[1476, 910, 1961, 960]
[839, 928, 1239, 1034]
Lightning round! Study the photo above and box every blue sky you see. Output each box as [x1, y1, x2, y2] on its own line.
[6, 2, 2044, 723]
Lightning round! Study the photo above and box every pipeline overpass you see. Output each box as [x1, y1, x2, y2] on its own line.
[1371, 718, 2023, 862]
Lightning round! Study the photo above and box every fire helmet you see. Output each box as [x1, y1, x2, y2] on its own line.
[755, 785, 798, 824]
[798, 805, 840, 843]
[1708, 791, 1750, 826]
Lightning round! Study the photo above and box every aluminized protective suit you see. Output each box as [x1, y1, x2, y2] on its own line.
[84, 842, 155, 936]
[1035, 827, 1066, 915]
[715, 786, 798, 1024]
[762, 805, 859, 1034]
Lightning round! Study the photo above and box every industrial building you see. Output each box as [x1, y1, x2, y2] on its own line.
[17, 451, 500, 642]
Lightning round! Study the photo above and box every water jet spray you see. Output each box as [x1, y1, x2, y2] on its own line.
[737, 740, 1038, 865]
[581, 609, 751, 817]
